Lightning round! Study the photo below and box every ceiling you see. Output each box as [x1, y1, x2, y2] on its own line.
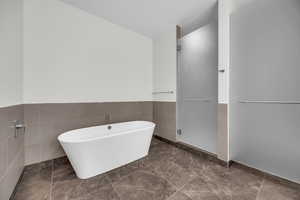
[61, 0, 218, 38]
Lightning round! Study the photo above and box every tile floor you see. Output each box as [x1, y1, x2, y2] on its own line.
[12, 138, 300, 200]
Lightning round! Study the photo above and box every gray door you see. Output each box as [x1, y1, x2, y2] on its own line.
[177, 21, 218, 154]
[230, 0, 300, 183]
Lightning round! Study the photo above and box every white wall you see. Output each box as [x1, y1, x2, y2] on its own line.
[218, 0, 233, 104]
[152, 29, 177, 102]
[0, 1, 24, 199]
[23, 0, 153, 104]
[0, 0, 23, 107]
[217, 0, 233, 162]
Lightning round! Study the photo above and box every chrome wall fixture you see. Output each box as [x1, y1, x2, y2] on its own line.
[11, 120, 26, 138]
[152, 91, 174, 95]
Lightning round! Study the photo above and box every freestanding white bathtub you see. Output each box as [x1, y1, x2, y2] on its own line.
[58, 121, 155, 179]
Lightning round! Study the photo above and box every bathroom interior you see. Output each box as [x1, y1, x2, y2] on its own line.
[1, 0, 300, 199]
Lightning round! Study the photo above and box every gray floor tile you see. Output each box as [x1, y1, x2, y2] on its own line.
[12, 137, 300, 200]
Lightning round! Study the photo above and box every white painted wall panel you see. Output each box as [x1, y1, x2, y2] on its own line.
[23, 0, 153, 103]
[153, 29, 177, 102]
[0, 0, 23, 107]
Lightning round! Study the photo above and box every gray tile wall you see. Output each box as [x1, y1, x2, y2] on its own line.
[0, 101, 177, 198]
[0, 105, 24, 200]
[153, 102, 176, 142]
[24, 102, 153, 165]
[217, 104, 228, 162]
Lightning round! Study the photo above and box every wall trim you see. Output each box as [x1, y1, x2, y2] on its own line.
[0, 103, 23, 109]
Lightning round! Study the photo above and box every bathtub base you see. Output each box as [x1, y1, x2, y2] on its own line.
[76, 153, 148, 179]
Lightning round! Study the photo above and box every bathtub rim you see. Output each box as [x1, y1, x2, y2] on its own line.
[58, 120, 155, 144]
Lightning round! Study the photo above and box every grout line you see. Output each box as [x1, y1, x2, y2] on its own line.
[143, 166, 178, 190]
[151, 141, 207, 199]
[110, 162, 149, 187]
[109, 150, 183, 200]
[166, 190, 180, 200]
[111, 182, 122, 200]
[159, 159, 201, 200]
[166, 172, 206, 200]
[110, 164, 154, 187]
[255, 176, 266, 200]
[112, 183, 156, 196]
[196, 173, 227, 200]
[191, 156, 230, 200]
[49, 160, 54, 200]
[110, 174, 131, 187]
[110, 143, 167, 187]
